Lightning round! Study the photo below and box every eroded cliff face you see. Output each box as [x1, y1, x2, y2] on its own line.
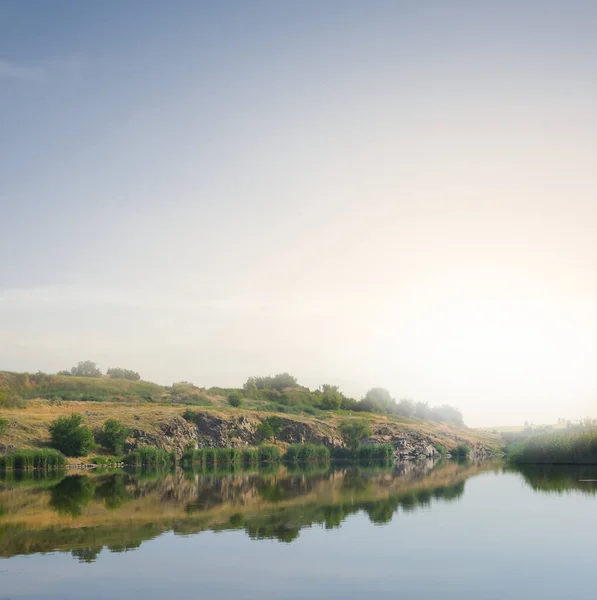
[125, 412, 498, 459]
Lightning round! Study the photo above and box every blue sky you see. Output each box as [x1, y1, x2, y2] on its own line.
[2, 1, 597, 425]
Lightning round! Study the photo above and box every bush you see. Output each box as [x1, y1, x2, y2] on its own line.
[339, 419, 371, 454]
[227, 390, 244, 408]
[182, 408, 199, 423]
[0, 416, 8, 433]
[0, 449, 66, 470]
[0, 393, 27, 409]
[49, 414, 95, 457]
[96, 419, 131, 454]
[453, 444, 470, 459]
[258, 445, 281, 462]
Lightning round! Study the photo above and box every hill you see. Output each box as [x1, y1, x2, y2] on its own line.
[0, 370, 501, 459]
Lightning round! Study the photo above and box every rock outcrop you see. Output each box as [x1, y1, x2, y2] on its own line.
[124, 412, 500, 459]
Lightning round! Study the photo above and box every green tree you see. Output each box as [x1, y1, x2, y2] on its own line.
[396, 399, 416, 418]
[106, 367, 140, 381]
[363, 387, 395, 413]
[320, 384, 343, 410]
[227, 390, 244, 407]
[96, 419, 131, 454]
[69, 360, 102, 378]
[415, 401, 431, 420]
[49, 414, 95, 457]
[339, 419, 371, 454]
[255, 416, 285, 443]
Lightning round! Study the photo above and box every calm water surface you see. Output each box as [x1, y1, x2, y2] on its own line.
[1, 461, 596, 599]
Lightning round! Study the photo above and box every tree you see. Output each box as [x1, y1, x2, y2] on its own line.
[362, 387, 396, 413]
[339, 419, 371, 454]
[106, 367, 140, 381]
[49, 414, 95, 457]
[320, 384, 343, 410]
[69, 361, 102, 378]
[96, 419, 131, 454]
[396, 399, 415, 418]
[228, 390, 244, 408]
[415, 401, 431, 420]
[430, 404, 464, 426]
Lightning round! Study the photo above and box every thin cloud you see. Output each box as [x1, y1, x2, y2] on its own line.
[0, 58, 42, 81]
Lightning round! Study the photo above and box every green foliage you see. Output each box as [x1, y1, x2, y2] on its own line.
[106, 367, 140, 381]
[396, 399, 415, 418]
[356, 444, 394, 462]
[283, 444, 330, 463]
[122, 447, 174, 468]
[339, 419, 371, 453]
[242, 448, 259, 463]
[330, 444, 394, 463]
[95, 419, 131, 454]
[433, 443, 448, 455]
[215, 447, 242, 463]
[227, 390, 244, 407]
[430, 404, 464, 426]
[0, 392, 26, 408]
[362, 388, 395, 413]
[508, 430, 597, 464]
[415, 401, 431, 420]
[49, 414, 95, 457]
[67, 361, 102, 378]
[182, 408, 200, 423]
[244, 373, 299, 393]
[258, 444, 281, 462]
[0, 415, 8, 433]
[320, 384, 343, 410]
[0, 448, 66, 470]
[453, 444, 470, 459]
[256, 416, 285, 442]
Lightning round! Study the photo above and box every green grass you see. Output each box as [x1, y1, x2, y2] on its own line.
[508, 430, 597, 464]
[283, 444, 330, 463]
[122, 448, 175, 468]
[0, 449, 66, 470]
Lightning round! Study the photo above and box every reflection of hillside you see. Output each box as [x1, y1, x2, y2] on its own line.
[0, 460, 496, 560]
[510, 464, 597, 495]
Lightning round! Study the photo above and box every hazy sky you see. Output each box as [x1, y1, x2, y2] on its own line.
[2, 1, 597, 426]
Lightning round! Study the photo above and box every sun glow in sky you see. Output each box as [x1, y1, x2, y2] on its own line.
[2, 1, 597, 426]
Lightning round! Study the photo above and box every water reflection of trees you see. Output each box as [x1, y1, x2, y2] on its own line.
[0, 461, 477, 561]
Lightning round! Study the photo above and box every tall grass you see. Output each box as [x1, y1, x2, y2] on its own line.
[283, 444, 330, 463]
[258, 445, 281, 462]
[330, 444, 395, 463]
[122, 448, 175, 468]
[509, 430, 597, 464]
[0, 449, 66, 470]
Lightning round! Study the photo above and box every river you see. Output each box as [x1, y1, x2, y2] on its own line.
[1, 460, 595, 599]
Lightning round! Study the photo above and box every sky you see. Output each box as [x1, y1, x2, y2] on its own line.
[2, 1, 597, 427]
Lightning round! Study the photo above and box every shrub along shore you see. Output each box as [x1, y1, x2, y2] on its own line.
[0, 443, 398, 471]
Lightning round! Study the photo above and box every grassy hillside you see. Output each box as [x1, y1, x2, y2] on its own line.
[0, 370, 501, 457]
